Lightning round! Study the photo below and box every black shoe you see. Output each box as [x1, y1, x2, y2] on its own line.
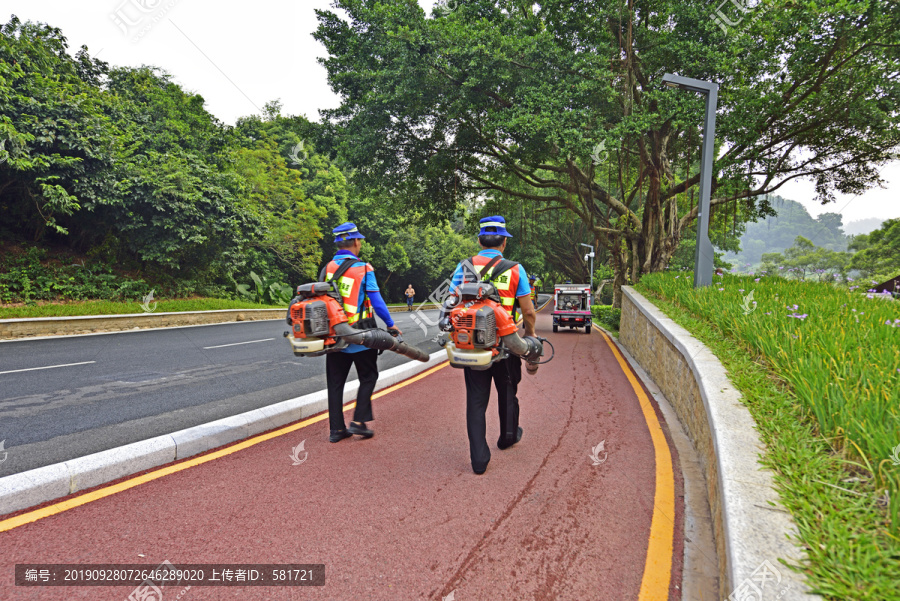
[348, 421, 374, 438]
[329, 429, 352, 443]
[497, 427, 523, 450]
[472, 461, 488, 475]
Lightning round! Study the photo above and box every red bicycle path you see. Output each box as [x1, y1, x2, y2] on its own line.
[1, 310, 685, 601]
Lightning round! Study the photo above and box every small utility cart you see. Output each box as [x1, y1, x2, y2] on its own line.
[552, 284, 593, 333]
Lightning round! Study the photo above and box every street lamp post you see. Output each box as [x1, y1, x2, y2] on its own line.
[661, 73, 719, 288]
[579, 243, 595, 295]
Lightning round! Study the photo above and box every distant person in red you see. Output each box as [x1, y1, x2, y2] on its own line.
[405, 284, 416, 311]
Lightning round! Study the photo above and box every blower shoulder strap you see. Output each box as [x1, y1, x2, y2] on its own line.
[319, 257, 357, 284]
[488, 259, 519, 280]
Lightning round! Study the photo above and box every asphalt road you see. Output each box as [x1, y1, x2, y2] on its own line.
[0, 309, 445, 477]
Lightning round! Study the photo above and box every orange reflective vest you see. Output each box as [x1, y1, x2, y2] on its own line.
[467, 254, 522, 320]
[322, 257, 377, 329]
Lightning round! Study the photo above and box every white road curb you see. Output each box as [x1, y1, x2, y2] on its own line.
[0, 350, 448, 517]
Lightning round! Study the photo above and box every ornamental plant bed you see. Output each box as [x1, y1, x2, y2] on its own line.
[637, 272, 899, 600]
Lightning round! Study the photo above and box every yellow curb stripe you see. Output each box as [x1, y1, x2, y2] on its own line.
[0, 361, 449, 533]
[596, 327, 675, 600]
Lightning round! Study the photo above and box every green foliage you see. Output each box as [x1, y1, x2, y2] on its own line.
[314, 0, 900, 296]
[726, 197, 850, 267]
[236, 271, 293, 305]
[759, 236, 852, 281]
[590, 305, 621, 331]
[639, 272, 900, 539]
[849, 219, 900, 278]
[0, 16, 351, 295]
[0, 246, 227, 303]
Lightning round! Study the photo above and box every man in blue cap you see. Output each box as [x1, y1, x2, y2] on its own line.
[320, 222, 402, 442]
[448, 215, 537, 474]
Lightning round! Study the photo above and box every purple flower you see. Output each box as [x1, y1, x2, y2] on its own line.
[868, 289, 876, 293]
[739, 289, 745, 292]
[718, 288, 724, 292]
[867, 294, 874, 299]
[765, 312, 771, 315]
[754, 278, 760, 282]
[675, 276, 680, 279]
[788, 313, 808, 320]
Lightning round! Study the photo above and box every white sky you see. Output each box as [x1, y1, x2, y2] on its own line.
[7, 0, 898, 225]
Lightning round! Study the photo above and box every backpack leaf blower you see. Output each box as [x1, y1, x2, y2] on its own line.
[283, 263, 429, 363]
[438, 281, 553, 371]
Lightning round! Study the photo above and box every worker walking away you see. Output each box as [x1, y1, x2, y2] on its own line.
[449, 215, 537, 474]
[322, 222, 402, 442]
[529, 275, 538, 305]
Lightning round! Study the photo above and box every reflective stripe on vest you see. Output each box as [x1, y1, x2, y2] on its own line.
[469, 254, 521, 318]
[324, 259, 374, 325]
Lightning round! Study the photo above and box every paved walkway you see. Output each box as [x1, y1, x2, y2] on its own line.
[1, 309, 684, 600]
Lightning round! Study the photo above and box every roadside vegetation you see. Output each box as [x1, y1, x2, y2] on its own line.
[637, 272, 900, 600]
[0, 298, 285, 319]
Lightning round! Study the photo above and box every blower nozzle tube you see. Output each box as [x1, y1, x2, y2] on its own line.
[500, 332, 546, 365]
[333, 322, 430, 362]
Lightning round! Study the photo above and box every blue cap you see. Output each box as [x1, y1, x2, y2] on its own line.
[529, 275, 536, 281]
[478, 215, 513, 237]
[333, 222, 365, 243]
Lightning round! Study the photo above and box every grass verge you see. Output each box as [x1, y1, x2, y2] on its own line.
[0, 299, 286, 319]
[635, 282, 900, 601]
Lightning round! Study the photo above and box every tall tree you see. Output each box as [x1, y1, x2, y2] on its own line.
[314, 0, 900, 305]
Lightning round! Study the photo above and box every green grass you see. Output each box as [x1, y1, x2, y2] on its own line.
[0, 298, 286, 319]
[636, 274, 900, 600]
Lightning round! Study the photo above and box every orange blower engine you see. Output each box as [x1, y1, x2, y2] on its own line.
[439, 282, 552, 371]
[283, 279, 429, 362]
[285, 282, 351, 356]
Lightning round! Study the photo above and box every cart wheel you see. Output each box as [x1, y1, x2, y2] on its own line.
[553, 325, 558, 333]
[585, 325, 592, 334]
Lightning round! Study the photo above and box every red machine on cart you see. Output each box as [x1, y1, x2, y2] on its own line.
[552, 284, 592, 333]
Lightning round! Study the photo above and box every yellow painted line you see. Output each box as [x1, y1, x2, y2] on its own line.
[0, 361, 450, 533]
[595, 327, 675, 600]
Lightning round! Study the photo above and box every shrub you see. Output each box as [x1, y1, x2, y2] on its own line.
[591, 305, 621, 331]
